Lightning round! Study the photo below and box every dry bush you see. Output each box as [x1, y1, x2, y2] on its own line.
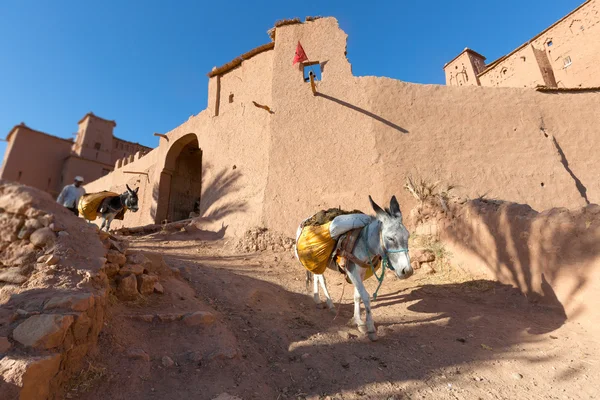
[66, 361, 108, 395]
[404, 174, 456, 212]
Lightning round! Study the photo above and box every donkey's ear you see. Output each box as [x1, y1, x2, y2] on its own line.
[389, 196, 402, 219]
[126, 184, 132, 192]
[369, 195, 389, 221]
[134, 187, 139, 194]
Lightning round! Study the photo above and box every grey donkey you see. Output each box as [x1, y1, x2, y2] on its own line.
[98, 184, 140, 232]
[299, 195, 413, 341]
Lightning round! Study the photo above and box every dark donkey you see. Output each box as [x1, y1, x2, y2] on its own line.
[98, 184, 140, 232]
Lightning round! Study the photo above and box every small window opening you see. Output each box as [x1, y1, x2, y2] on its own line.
[521, 56, 526, 62]
[95, 152, 99, 160]
[229, 93, 234, 103]
[47, 177, 52, 188]
[303, 63, 321, 82]
[18, 171, 22, 180]
[94, 142, 101, 150]
[540, 182, 545, 187]
[563, 56, 572, 68]
[547, 41, 553, 47]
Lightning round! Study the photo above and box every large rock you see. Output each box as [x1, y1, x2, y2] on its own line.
[119, 264, 144, 276]
[0, 354, 61, 400]
[44, 292, 95, 312]
[18, 218, 43, 240]
[0, 213, 24, 242]
[117, 274, 139, 300]
[29, 227, 56, 248]
[13, 314, 74, 349]
[107, 250, 127, 266]
[126, 252, 153, 271]
[137, 274, 159, 295]
[0, 241, 37, 266]
[104, 263, 120, 277]
[182, 311, 216, 327]
[0, 267, 28, 284]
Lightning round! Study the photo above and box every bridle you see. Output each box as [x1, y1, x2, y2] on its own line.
[364, 220, 410, 300]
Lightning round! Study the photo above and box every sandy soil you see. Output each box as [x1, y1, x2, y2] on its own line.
[74, 232, 599, 400]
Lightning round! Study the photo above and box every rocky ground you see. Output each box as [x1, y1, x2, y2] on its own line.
[1, 181, 599, 400]
[74, 230, 599, 400]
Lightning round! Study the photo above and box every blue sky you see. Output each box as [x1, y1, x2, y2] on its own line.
[0, 0, 583, 158]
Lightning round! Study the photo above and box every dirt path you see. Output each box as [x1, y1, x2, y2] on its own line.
[75, 234, 599, 400]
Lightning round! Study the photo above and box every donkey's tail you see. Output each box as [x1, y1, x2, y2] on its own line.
[305, 270, 313, 293]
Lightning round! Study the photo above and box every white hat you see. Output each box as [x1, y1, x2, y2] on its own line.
[74, 176, 84, 182]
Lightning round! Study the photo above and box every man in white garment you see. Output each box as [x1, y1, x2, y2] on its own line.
[57, 176, 86, 216]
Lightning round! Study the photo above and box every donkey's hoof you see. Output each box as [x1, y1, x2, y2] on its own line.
[368, 332, 379, 342]
[357, 324, 368, 334]
[328, 307, 337, 315]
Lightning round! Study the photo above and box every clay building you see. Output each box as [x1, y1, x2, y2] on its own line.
[0, 112, 151, 197]
[83, 16, 600, 239]
[444, 0, 600, 88]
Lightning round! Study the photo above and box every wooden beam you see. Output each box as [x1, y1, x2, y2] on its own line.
[123, 171, 148, 175]
[154, 133, 169, 141]
[309, 71, 317, 96]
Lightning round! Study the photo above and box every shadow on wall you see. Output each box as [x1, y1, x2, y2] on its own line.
[316, 92, 409, 134]
[198, 163, 247, 222]
[440, 199, 600, 323]
[149, 162, 247, 224]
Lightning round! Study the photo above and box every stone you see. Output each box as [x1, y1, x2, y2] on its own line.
[161, 356, 175, 367]
[44, 292, 95, 312]
[0, 336, 11, 353]
[422, 263, 436, 275]
[137, 274, 159, 295]
[13, 314, 74, 349]
[0, 213, 24, 242]
[0, 241, 37, 266]
[183, 311, 216, 327]
[0, 268, 28, 284]
[37, 254, 48, 263]
[0, 354, 61, 400]
[513, 372, 524, 380]
[117, 275, 139, 300]
[126, 348, 150, 362]
[29, 228, 56, 248]
[109, 239, 126, 253]
[107, 250, 127, 266]
[153, 282, 165, 294]
[104, 263, 120, 277]
[119, 264, 144, 276]
[212, 393, 243, 400]
[126, 252, 153, 270]
[413, 248, 435, 263]
[157, 313, 184, 322]
[58, 231, 69, 237]
[37, 214, 54, 227]
[72, 313, 93, 342]
[186, 351, 203, 363]
[45, 254, 59, 266]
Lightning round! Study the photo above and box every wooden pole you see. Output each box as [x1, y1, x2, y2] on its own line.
[154, 133, 169, 141]
[309, 72, 317, 96]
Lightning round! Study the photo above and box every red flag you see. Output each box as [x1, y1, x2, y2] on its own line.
[292, 41, 308, 65]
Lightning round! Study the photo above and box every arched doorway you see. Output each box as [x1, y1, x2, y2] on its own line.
[155, 134, 202, 223]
